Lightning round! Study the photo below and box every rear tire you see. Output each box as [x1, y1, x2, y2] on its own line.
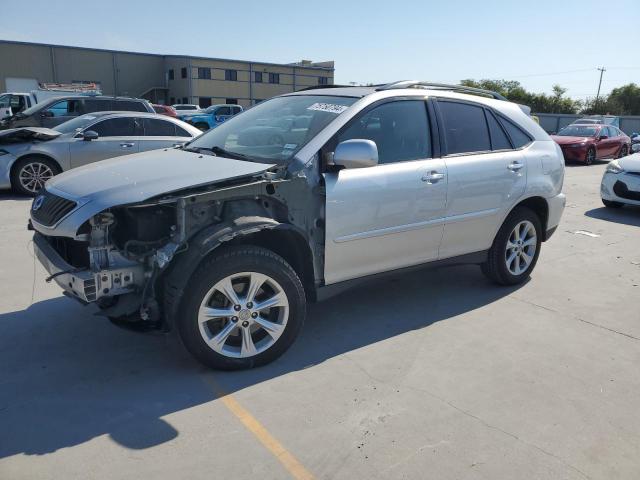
[11, 156, 60, 196]
[602, 199, 623, 208]
[481, 206, 542, 286]
[177, 246, 306, 370]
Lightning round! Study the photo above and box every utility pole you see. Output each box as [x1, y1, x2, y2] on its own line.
[595, 67, 606, 113]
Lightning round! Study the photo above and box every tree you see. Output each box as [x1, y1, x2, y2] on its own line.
[460, 79, 582, 114]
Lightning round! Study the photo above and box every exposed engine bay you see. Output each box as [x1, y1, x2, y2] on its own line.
[33, 166, 324, 329]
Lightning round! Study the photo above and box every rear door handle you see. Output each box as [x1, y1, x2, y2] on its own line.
[508, 161, 524, 171]
[422, 171, 446, 183]
[120, 142, 135, 148]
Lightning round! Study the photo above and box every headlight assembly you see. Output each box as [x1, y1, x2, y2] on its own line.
[605, 160, 624, 174]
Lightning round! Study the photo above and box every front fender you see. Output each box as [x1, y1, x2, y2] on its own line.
[161, 216, 303, 327]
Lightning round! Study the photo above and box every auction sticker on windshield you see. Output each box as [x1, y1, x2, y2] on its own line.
[307, 103, 349, 114]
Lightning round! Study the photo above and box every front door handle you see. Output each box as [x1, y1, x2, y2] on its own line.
[120, 142, 135, 148]
[508, 161, 524, 172]
[422, 171, 446, 183]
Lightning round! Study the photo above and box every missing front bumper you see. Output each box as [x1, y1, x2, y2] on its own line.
[33, 232, 144, 303]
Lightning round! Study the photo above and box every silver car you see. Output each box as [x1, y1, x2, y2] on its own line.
[0, 112, 201, 195]
[30, 82, 566, 370]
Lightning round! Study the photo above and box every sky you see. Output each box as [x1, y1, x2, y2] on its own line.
[2, 0, 638, 100]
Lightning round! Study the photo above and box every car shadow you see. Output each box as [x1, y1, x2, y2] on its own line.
[0, 264, 524, 458]
[585, 206, 640, 227]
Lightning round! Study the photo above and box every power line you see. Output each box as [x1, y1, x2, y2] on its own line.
[595, 67, 606, 111]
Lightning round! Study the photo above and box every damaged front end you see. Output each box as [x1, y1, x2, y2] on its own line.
[31, 162, 322, 329]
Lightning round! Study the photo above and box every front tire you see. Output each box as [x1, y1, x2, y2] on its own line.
[482, 206, 542, 286]
[11, 156, 60, 196]
[585, 147, 596, 165]
[177, 246, 306, 370]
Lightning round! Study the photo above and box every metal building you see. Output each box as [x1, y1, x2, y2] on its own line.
[0, 40, 335, 108]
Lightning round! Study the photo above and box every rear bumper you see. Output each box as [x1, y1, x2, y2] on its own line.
[546, 192, 566, 239]
[33, 232, 144, 303]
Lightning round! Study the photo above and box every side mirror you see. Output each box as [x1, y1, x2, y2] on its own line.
[41, 111, 54, 118]
[333, 139, 378, 169]
[82, 130, 99, 141]
[598, 135, 608, 140]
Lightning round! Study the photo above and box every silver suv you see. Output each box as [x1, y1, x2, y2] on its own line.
[29, 82, 566, 370]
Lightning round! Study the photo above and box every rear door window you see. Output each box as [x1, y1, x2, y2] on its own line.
[143, 118, 176, 136]
[83, 99, 113, 113]
[438, 101, 490, 154]
[90, 117, 136, 137]
[114, 100, 148, 112]
[216, 106, 232, 116]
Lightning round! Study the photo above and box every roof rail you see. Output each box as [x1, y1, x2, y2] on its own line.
[376, 81, 507, 101]
[298, 84, 353, 91]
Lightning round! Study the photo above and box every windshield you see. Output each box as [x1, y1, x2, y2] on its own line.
[573, 119, 600, 124]
[557, 125, 599, 137]
[186, 95, 357, 164]
[0, 94, 10, 108]
[53, 114, 100, 134]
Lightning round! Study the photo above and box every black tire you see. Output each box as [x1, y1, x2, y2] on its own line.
[585, 147, 596, 166]
[617, 144, 628, 158]
[177, 245, 306, 370]
[481, 206, 542, 286]
[602, 198, 623, 209]
[11, 156, 60, 196]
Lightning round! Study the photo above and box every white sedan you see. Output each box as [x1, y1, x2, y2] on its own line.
[601, 154, 640, 208]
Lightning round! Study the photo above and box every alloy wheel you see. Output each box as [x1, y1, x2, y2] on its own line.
[505, 220, 537, 275]
[197, 271, 289, 358]
[18, 162, 54, 193]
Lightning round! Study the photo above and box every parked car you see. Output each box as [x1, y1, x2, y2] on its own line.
[180, 104, 243, 130]
[0, 83, 103, 119]
[630, 133, 640, 153]
[570, 115, 620, 127]
[1, 112, 200, 195]
[29, 81, 565, 370]
[0, 96, 154, 130]
[172, 104, 201, 113]
[601, 154, 640, 208]
[551, 124, 630, 165]
[152, 104, 178, 117]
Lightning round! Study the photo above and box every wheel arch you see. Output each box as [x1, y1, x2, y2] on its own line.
[506, 196, 550, 241]
[162, 217, 315, 329]
[10, 153, 62, 180]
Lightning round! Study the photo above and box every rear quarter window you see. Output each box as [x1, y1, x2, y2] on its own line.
[499, 116, 532, 148]
[114, 100, 149, 112]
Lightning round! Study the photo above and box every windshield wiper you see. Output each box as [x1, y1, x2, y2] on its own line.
[200, 145, 256, 161]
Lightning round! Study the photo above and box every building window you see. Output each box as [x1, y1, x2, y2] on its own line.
[170, 97, 175, 105]
[181, 67, 187, 79]
[182, 97, 188, 104]
[254, 72, 263, 83]
[199, 97, 212, 108]
[318, 76, 328, 85]
[268, 73, 280, 84]
[225, 70, 238, 81]
[226, 98, 238, 105]
[168, 69, 174, 80]
[198, 68, 211, 80]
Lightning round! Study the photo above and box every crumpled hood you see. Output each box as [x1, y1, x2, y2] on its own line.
[0, 127, 61, 143]
[47, 148, 275, 206]
[550, 135, 593, 145]
[619, 153, 640, 172]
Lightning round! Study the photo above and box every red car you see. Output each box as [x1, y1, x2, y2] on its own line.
[152, 104, 178, 117]
[551, 124, 630, 165]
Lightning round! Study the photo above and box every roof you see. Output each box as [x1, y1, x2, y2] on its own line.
[0, 39, 334, 72]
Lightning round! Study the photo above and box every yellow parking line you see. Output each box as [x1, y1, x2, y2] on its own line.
[202, 376, 315, 480]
